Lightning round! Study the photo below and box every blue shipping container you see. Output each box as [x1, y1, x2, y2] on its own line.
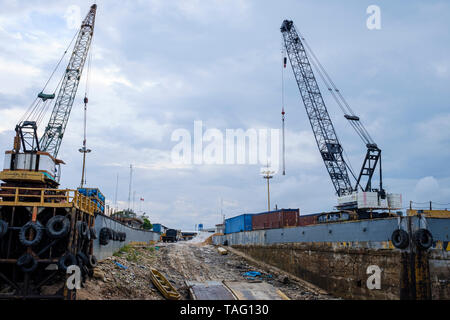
[225, 214, 253, 234]
[153, 224, 162, 233]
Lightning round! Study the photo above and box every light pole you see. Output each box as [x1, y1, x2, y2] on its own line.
[261, 165, 275, 212]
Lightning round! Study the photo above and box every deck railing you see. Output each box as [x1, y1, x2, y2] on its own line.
[0, 186, 97, 215]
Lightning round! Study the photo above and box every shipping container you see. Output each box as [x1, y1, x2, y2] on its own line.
[77, 187, 105, 213]
[252, 209, 300, 230]
[152, 224, 162, 233]
[225, 214, 253, 234]
[297, 213, 319, 227]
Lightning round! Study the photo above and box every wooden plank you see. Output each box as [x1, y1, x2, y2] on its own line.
[185, 281, 236, 300]
[223, 281, 290, 300]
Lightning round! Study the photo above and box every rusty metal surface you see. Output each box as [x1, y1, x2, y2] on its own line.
[186, 281, 236, 300]
[252, 210, 299, 230]
[214, 217, 450, 246]
[223, 281, 289, 300]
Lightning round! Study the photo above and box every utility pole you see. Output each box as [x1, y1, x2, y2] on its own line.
[114, 173, 119, 211]
[261, 164, 275, 212]
[127, 164, 133, 213]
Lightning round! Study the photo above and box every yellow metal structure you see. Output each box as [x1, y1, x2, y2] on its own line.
[407, 209, 450, 218]
[0, 186, 97, 215]
[0, 170, 47, 184]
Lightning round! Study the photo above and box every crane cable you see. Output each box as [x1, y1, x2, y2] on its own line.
[81, 33, 94, 186]
[297, 30, 375, 146]
[281, 41, 286, 176]
[284, 28, 364, 188]
[18, 28, 80, 126]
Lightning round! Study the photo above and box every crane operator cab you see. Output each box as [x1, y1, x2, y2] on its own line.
[0, 121, 63, 188]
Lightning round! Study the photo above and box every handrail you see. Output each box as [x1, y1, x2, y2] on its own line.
[0, 186, 100, 215]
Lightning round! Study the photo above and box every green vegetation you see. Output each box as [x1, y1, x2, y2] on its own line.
[142, 218, 153, 230]
[111, 209, 136, 218]
[113, 244, 141, 262]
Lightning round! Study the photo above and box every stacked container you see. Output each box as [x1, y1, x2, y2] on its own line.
[296, 213, 319, 227]
[252, 209, 300, 230]
[77, 187, 105, 213]
[225, 214, 253, 234]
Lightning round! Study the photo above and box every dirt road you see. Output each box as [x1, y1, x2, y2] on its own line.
[78, 239, 335, 300]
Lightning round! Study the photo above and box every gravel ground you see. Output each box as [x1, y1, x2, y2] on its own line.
[77, 238, 335, 300]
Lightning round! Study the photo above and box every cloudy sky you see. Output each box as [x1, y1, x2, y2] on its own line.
[0, 0, 449, 230]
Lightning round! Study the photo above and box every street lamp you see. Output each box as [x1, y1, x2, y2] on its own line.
[260, 164, 275, 212]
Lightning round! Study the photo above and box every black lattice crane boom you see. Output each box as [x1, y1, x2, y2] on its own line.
[280, 20, 385, 205]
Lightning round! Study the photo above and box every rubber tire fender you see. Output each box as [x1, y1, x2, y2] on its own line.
[99, 228, 110, 246]
[19, 221, 43, 247]
[88, 255, 98, 268]
[17, 253, 38, 273]
[89, 227, 97, 240]
[0, 219, 9, 239]
[76, 251, 89, 265]
[76, 221, 88, 239]
[414, 228, 433, 250]
[107, 228, 113, 240]
[391, 229, 409, 249]
[46, 215, 70, 239]
[58, 253, 77, 272]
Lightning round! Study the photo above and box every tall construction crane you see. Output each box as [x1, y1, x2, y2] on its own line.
[280, 20, 399, 211]
[39, 4, 97, 158]
[0, 4, 97, 188]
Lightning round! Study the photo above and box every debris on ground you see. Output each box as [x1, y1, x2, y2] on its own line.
[77, 239, 336, 300]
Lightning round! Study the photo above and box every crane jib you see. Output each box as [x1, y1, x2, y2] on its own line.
[280, 19, 384, 199]
[39, 5, 97, 159]
[281, 20, 353, 196]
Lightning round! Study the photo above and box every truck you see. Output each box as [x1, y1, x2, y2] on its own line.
[161, 229, 180, 242]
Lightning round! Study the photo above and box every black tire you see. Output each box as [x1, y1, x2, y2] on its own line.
[0, 219, 8, 239]
[46, 215, 70, 239]
[413, 228, 433, 250]
[58, 253, 77, 272]
[76, 252, 89, 265]
[99, 228, 110, 246]
[17, 253, 38, 273]
[89, 227, 97, 240]
[88, 255, 98, 268]
[76, 221, 88, 239]
[19, 221, 43, 246]
[107, 228, 113, 240]
[391, 229, 409, 249]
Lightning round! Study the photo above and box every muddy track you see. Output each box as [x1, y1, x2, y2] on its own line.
[77, 241, 335, 300]
[155, 242, 335, 300]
